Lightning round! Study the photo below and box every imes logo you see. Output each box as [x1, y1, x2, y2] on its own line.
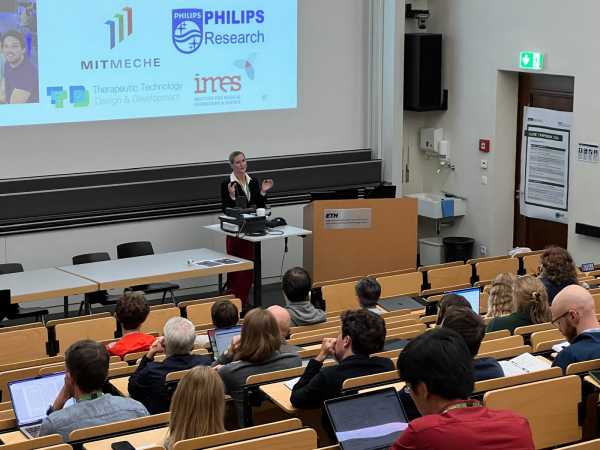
[172, 9, 203, 54]
[106, 6, 133, 49]
[194, 74, 241, 94]
[47, 86, 90, 108]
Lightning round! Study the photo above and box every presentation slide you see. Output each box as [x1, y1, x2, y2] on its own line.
[0, 0, 297, 127]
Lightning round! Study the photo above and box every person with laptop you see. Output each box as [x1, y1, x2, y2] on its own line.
[290, 309, 394, 409]
[283, 267, 326, 326]
[487, 275, 551, 333]
[391, 328, 535, 449]
[37, 340, 148, 441]
[551, 285, 600, 372]
[195, 299, 240, 349]
[128, 317, 212, 414]
[355, 277, 385, 315]
[435, 293, 471, 326]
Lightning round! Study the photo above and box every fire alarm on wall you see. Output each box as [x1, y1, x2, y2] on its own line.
[479, 139, 491, 153]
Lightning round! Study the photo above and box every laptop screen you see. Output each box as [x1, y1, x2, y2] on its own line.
[9, 372, 74, 426]
[325, 388, 408, 450]
[447, 287, 481, 314]
[209, 326, 242, 360]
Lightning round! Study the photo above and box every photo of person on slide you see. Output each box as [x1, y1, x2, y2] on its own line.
[0, 0, 39, 104]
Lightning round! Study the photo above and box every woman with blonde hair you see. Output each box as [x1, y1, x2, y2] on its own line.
[164, 366, 225, 449]
[487, 275, 551, 333]
[485, 273, 516, 319]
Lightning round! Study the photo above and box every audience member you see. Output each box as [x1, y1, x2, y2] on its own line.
[195, 299, 239, 349]
[283, 267, 326, 326]
[164, 366, 225, 450]
[216, 308, 301, 424]
[108, 292, 155, 359]
[290, 309, 394, 409]
[485, 273, 516, 319]
[435, 293, 471, 326]
[267, 305, 301, 354]
[355, 277, 385, 315]
[442, 307, 503, 380]
[551, 285, 600, 372]
[487, 275, 551, 333]
[391, 328, 535, 450]
[539, 246, 578, 304]
[40, 340, 148, 441]
[129, 317, 212, 414]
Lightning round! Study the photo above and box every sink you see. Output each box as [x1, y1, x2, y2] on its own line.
[405, 192, 467, 219]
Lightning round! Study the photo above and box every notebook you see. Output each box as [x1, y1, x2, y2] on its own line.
[8, 372, 74, 439]
[446, 287, 481, 314]
[324, 388, 409, 450]
[498, 352, 551, 377]
[208, 325, 242, 360]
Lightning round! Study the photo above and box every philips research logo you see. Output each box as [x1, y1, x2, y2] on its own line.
[106, 6, 133, 49]
[172, 9, 265, 55]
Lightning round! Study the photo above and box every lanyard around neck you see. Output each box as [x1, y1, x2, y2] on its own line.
[441, 399, 481, 414]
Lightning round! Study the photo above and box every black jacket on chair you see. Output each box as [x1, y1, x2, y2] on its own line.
[220, 176, 267, 212]
[290, 354, 395, 409]
[128, 353, 212, 414]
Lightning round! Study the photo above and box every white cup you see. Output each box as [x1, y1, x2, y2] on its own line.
[256, 208, 266, 217]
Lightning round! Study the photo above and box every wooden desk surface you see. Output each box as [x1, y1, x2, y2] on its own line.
[260, 382, 297, 414]
[110, 376, 130, 397]
[60, 248, 253, 290]
[0, 268, 98, 303]
[83, 426, 167, 450]
[0, 430, 27, 445]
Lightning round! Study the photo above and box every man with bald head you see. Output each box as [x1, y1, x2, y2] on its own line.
[551, 285, 600, 372]
[267, 305, 301, 354]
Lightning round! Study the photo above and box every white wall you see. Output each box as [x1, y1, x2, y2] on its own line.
[0, 1, 370, 311]
[2, 0, 369, 179]
[404, 0, 600, 262]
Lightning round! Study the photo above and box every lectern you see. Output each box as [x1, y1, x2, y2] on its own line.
[303, 198, 417, 283]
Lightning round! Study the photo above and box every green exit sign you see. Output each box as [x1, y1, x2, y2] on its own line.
[520, 51, 545, 70]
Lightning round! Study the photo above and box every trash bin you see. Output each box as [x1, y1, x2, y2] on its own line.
[419, 237, 445, 266]
[443, 237, 475, 263]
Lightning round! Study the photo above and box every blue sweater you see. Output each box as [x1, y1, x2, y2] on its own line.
[553, 332, 600, 372]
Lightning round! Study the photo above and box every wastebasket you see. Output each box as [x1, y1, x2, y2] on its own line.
[443, 237, 475, 263]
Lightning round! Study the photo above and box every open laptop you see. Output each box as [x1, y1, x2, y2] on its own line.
[378, 295, 427, 312]
[208, 325, 242, 360]
[324, 387, 409, 450]
[8, 372, 74, 439]
[447, 286, 481, 314]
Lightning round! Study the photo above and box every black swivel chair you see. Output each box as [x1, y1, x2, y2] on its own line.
[0, 263, 49, 324]
[72, 252, 120, 315]
[116, 241, 179, 303]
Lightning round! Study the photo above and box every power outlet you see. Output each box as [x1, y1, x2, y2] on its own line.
[480, 245, 488, 256]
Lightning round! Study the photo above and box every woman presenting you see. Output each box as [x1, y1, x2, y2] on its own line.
[220, 151, 273, 307]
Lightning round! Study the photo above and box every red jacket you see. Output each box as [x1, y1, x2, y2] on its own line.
[107, 332, 156, 359]
[392, 405, 535, 450]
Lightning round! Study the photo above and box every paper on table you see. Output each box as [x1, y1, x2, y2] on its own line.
[499, 352, 551, 376]
[284, 377, 301, 390]
[552, 341, 570, 353]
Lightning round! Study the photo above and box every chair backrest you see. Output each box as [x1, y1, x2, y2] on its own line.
[245, 366, 309, 386]
[427, 265, 472, 290]
[36, 446, 73, 450]
[204, 428, 317, 450]
[482, 330, 511, 342]
[185, 299, 242, 327]
[367, 268, 416, 278]
[117, 241, 154, 259]
[483, 375, 582, 449]
[312, 276, 363, 289]
[477, 335, 524, 354]
[376, 272, 422, 298]
[140, 306, 181, 335]
[178, 295, 235, 311]
[420, 283, 473, 298]
[565, 358, 600, 375]
[54, 316, 117, 354]
[530, 328, 564, 351]
[0, 327, 49, 365]
[475, 258, 519, 282]
[476, 345, 532, 360]
[555, 438, 600, 450]
[72, 252, 110, 265]
[0, 263, 24, 275]
[321, 281, 359, 313]
[172, 419, 303, 450]
[69, 412, 170, 441]
[0, 434, 62, 449]
[473, 366, 562, 394]
[0, 355, 64, 374]
[523, 254, 542, 275]
[514, 322, 554, 337]
[289, 318, 341, 335]
[342, 370, 399, 390]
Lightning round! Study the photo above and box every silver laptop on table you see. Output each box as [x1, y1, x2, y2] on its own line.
[8, 372, 74, 439]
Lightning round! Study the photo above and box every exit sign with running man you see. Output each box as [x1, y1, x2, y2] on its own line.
[519, 51, 545, 70]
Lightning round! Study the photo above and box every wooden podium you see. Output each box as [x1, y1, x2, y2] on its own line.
[303, 198, 417, 283]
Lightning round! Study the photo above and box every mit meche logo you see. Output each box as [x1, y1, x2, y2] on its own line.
[106, 6, 133, 49]
[172, 8, 265, 55]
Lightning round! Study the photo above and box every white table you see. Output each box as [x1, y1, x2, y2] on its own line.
[204, 224, 312, 307]
[0, 268, 99, 316]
